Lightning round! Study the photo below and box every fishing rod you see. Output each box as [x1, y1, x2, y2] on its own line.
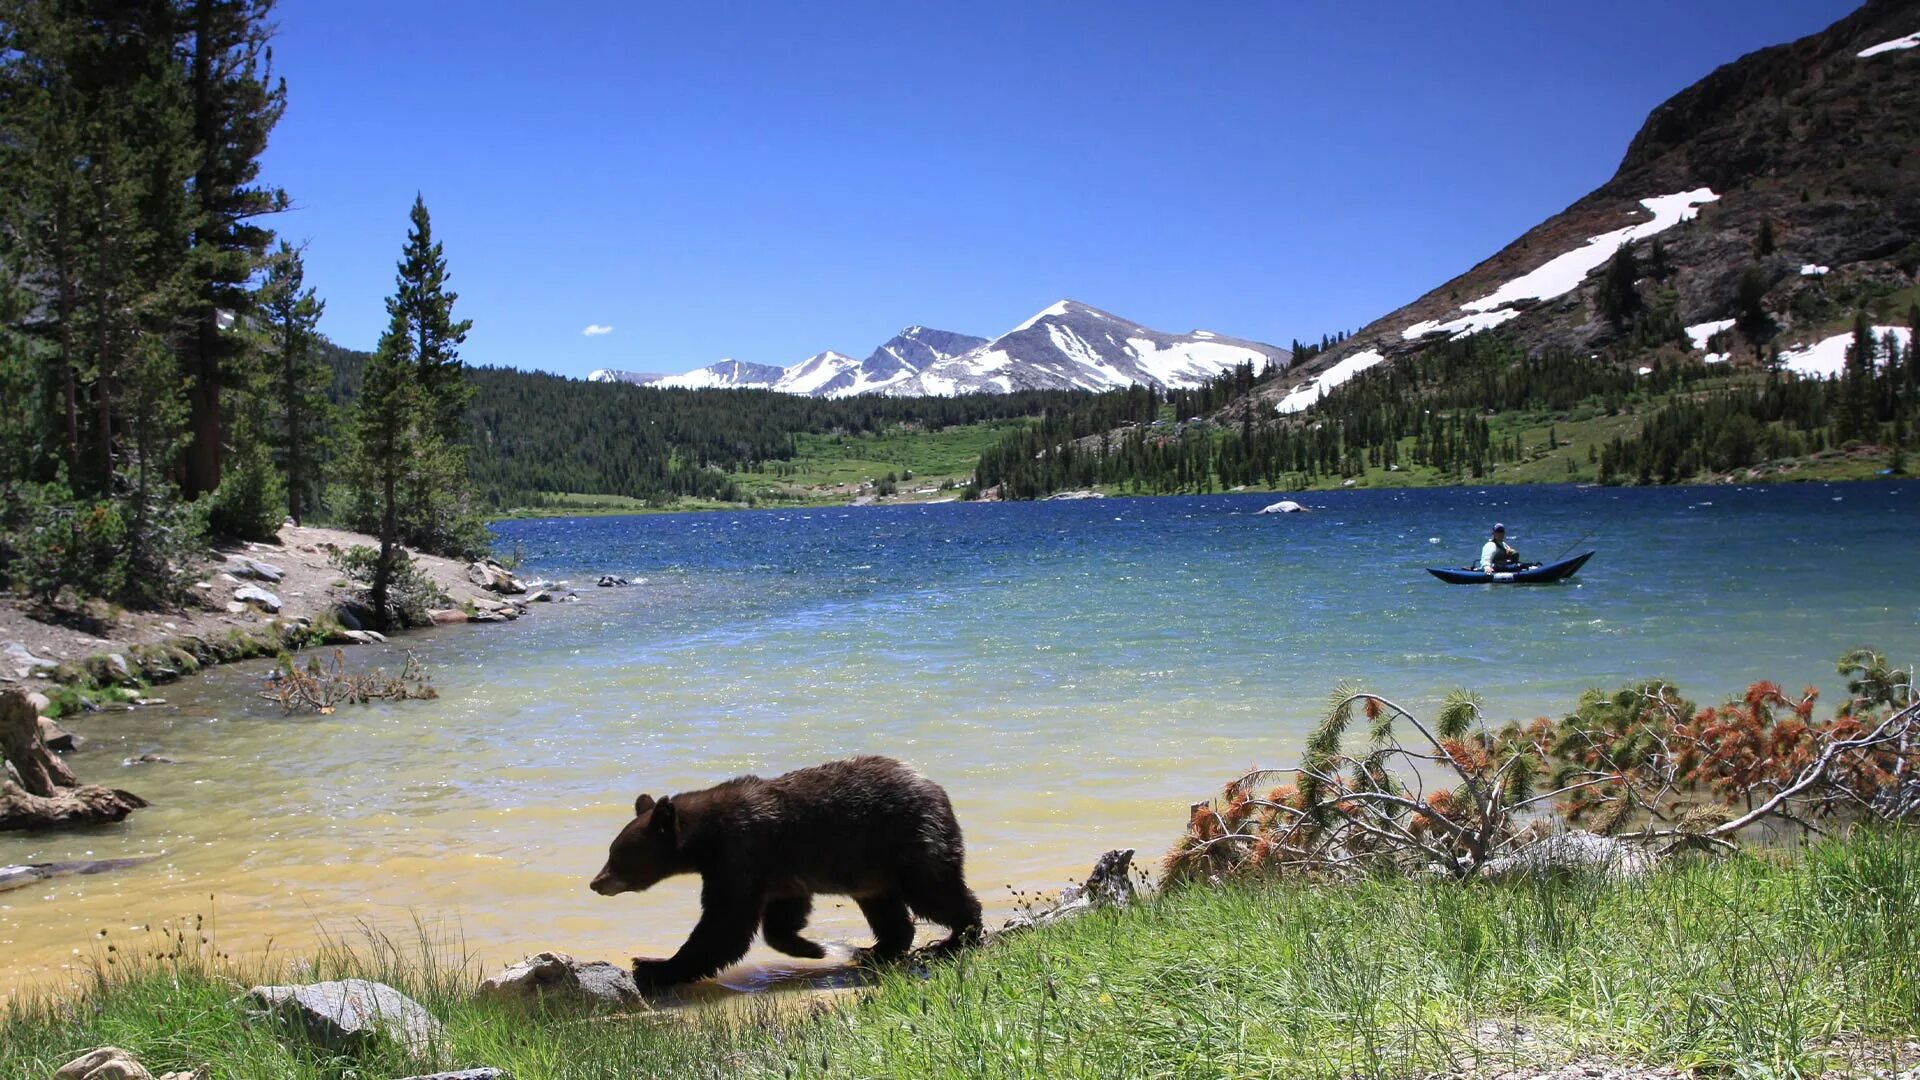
[1550, 497, 1629, 562]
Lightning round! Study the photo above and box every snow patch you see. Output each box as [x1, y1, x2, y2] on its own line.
[1274, 350, 1386, 415]
[1685, 319, 1737, 350]
[1403, 308, 1523, 341]
[1461, 189, 1719, 313]
[1800, 263, 1830, 276]
[1012, 300, 1076, 333]
[1636, 366, 1653, 376]
[1858, 31, 1920, 58]
[1704, 353, 1731, 365]
[1777, 326, 1913, 378]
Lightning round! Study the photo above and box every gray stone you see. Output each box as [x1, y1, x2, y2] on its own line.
[597, 575, 630, 588]
[525, 590, 552, 603]
[105, 653, 132, 681]
[5, 641, 59, 678]
[465, 561, 527, 595]
[1257, 500, 1308, 514]
[247, 979, 443, 1057]
[233, 585, 282, 613]
[476, 951, 643, 1010]
[122, 753, 175, 767]
[230, 557, 285, 583]
[39, 715, 82, 752]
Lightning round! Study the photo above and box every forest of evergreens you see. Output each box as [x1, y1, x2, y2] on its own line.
[969, 310, 1920, 499]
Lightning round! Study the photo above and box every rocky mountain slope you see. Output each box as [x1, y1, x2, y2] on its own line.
[623, 303, 1289, 399]
[1249, 0, 1920, 416]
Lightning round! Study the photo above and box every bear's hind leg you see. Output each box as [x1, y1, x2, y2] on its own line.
[762, 895, 827, 960]
[903, 866, 984, 954]
[855, 893, 915, 960]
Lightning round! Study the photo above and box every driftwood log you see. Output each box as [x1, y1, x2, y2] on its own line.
[0, 689, 146, 830]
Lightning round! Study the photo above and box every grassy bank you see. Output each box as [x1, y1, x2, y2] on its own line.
[5, 831, 1918, 1078]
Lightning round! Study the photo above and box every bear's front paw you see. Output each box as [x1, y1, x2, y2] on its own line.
[630, 957, 674, 993]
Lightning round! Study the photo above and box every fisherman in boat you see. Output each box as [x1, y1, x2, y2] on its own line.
[1478, 523, 1521, 572]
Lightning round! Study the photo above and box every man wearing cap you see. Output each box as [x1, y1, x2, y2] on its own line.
[1478, 523, 1520, 572]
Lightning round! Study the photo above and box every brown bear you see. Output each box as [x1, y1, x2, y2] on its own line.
[589, 755, 983, 990]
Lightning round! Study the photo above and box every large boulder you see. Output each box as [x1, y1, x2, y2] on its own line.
[246, 979, 443, 1057]
[39, 716, 81, 752]
[229, 557, 285, 583]
[1257, 500, 1309, 514]
[233, 585, 282, 614]
[476, 951, 643, 1010]
[465, 561, 527, 596]
[4, 641, 60, 679]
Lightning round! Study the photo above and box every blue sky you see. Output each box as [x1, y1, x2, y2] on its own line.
[262, 0, 1860, 377]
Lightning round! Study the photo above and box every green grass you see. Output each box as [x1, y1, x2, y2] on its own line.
[6, 831, 1919, 1078]
[729, 422, 1029, 501]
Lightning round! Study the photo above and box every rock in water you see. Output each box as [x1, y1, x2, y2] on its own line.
[39, 716, 82, 752]
[476, 951, 643, 1010]
[247, 979, 443, 1056]
[1257, 500, 1308, 514]
[466, 560, 528, 595]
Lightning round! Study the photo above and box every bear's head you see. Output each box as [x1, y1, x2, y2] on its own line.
[590, 793, 688, 896]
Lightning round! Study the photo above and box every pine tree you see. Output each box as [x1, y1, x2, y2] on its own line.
[178, 0, 287, 500]
[1835, 309, 1877, 446]
[1595, 242, 1643, 325]
[350, 305, 419, 630]
[1755, 217, 1776, 257]
[262, 241, 329, 524]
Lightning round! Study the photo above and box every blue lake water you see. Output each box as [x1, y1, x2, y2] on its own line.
[5, 482, 1916, 994]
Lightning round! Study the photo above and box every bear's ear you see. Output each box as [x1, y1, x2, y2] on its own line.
[648, 795, 676, 841]
[633, 793, 655, 817]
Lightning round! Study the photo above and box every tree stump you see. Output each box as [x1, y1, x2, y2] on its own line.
[0, 689, 146, 831]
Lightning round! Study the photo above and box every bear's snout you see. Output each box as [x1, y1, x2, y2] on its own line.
[590, 868, 627, 896]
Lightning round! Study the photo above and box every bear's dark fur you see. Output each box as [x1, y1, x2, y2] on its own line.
[590, 755, 983, 990]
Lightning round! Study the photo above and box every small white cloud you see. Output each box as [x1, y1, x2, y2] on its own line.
[582, 324, 614, 336]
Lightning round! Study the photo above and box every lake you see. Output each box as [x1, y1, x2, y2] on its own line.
[4, 483, 1917, 997]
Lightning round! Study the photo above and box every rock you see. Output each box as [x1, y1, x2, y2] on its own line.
[362, 630, 388, 643]
[1044, 490, 1104, 500]
[1257, 500, 1308, 514]
[224, 602, 247, 615]
[5, 641, 59, 679]
[469, 609, 507, 623]
[476, 951, 643, 1010]
[390, 1071, 508, 1080]
[525, 590, 552, 603]
[1478, 831, 1656, 880]
[597, 575, 630, 588]
[39, 716, 82, 752]
[465, 561, 527, 596]
[0, 856, 155, 894]
[56, 1047, 156, 1080]
[427, 609, 469, 625]
[246, 979, 443, 1057]
[331, 602, 366, 632]
[229, 557, 285, 583]
[131, 697, 166, 707]
[121, 753, 175, 767]
[233, 585, 282, 613]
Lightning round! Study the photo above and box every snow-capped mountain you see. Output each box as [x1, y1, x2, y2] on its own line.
[585, 369, 669, 385]
[618, 305, 1287, 399]
[649, 358, 789, 391]
[887, 300, 1291, 396]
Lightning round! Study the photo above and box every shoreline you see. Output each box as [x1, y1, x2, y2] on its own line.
[488, 467, 1909, 522]
[0, 523, 546, 706]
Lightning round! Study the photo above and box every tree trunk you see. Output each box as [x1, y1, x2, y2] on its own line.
[0, 691, 146, 831]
